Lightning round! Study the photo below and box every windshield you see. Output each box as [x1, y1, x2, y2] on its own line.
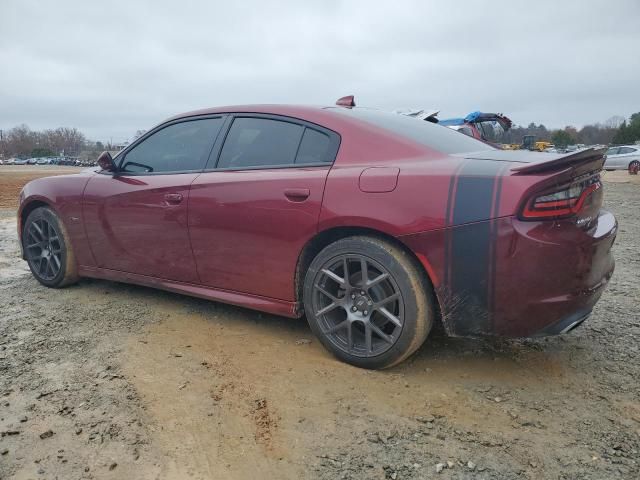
[330, 107, 494, 154]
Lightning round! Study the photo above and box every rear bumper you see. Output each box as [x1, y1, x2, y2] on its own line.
[401, 210, 617, 338]
[534, 309, 592, 336]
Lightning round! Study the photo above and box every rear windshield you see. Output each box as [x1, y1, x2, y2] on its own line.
[330, 107, 495, 154]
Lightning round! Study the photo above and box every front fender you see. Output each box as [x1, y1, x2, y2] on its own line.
[18, 173, 96, 267]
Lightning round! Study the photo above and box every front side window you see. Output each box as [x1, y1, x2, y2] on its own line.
[121, 117, 223, 173]
[218, 118, 304, 169]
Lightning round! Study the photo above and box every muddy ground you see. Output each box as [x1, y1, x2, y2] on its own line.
[0, 167, 638, 479]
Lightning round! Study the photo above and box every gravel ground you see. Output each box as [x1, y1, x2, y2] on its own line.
[0, 169, 638, 479]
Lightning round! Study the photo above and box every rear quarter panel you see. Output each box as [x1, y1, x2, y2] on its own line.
[319, 157, 457, 237]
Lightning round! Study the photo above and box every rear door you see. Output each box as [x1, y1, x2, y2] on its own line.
[619, 146, 640, 162]
[189, 114, 340, 301]
[83, 116, 225, 282]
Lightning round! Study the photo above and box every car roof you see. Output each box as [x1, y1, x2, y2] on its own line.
[609, 145, 638, 150]
[166, 104, 338, 123]
[162, 104, 384, 138]
[158, 104, 497, 159]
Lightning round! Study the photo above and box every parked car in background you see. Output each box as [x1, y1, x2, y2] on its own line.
[17, 101, 616, 369]
[604, 145, 640, 172]
[13, 158, 29, 165]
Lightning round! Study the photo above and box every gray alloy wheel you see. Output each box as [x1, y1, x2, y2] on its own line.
[303, 236, 434, 369]
[23, 207, 78, 288]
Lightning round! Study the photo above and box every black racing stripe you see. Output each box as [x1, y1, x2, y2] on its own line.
[487, 163, 510, 330]
[452, 176, 495, 224]
[444, 160, 467, 227]
[447, 160, 505, 335]
[443, 160, 467, 289]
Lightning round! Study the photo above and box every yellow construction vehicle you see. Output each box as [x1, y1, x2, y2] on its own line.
[522, 135, 554, 152]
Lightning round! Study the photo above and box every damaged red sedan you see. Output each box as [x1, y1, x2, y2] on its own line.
[18, 101, 616, 369]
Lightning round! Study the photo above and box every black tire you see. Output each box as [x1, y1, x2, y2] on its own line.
[23, 207, 78, 288]
[303, 236, 434, 369]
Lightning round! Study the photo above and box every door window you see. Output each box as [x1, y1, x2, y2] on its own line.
[618, 147, 636, 154]
[217, 118, 304, 169]
[295, 128, 332, 164]
[121, 117, 223, 173]
[605, 147, 619, 156]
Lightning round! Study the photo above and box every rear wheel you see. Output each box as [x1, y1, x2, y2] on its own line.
[23, 207, 78, 288]
[303, 236, 433, 369]
[629, 160, 639, 175]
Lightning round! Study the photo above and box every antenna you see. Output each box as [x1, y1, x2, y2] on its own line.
[336, 95, 355, 107]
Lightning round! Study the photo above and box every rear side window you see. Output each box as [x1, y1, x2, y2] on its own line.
[121, 118, 223, 173]
[218, 118, 303, 169]
[618, 147, 636, 154]
[331, 107, 494, 154]
[296, 128, 332, 164]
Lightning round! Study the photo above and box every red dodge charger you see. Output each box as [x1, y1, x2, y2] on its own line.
[18, 101, 617, 368]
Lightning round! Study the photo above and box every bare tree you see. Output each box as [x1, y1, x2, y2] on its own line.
[604, 116, 625, 129]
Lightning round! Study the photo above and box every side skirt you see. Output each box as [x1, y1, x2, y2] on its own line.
[77, 266, 300, 319]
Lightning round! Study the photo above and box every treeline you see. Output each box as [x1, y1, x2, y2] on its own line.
[0, 124, 105, 159]
[612, 113, 640, 145]
[2, 112, 640, 158]
[503, 122, 616, 146]
[498, 113, 640, 148]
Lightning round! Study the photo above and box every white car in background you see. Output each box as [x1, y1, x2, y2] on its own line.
[604, 145, 640, 171]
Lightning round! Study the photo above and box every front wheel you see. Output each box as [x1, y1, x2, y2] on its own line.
[23, 207, 78, 288]
[303, 236, 434, 369]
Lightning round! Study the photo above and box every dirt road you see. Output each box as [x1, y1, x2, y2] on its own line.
[0, 168, 638, 479]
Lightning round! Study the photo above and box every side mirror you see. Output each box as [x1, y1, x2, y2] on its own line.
[97, 151, 116, 172]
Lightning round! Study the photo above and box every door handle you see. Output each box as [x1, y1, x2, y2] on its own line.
[284, 188, 310, 201]
[164, 193, 184, 204]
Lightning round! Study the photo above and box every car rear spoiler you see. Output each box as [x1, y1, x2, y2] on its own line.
[510, 147, 606, 175]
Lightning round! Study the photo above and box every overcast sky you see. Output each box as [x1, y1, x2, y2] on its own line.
[1, 0, 639, 142]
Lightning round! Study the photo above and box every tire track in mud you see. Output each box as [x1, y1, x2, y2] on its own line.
[121, 312, 296, 479]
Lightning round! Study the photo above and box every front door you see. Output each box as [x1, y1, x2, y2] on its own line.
[83, 116, 225, 282]
[188, 115, 339, 301]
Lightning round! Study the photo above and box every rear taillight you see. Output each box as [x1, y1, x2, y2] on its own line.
[521, 176, 602, 220]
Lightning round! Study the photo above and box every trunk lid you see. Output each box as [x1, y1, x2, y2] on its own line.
[453, 148, 606, 224]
